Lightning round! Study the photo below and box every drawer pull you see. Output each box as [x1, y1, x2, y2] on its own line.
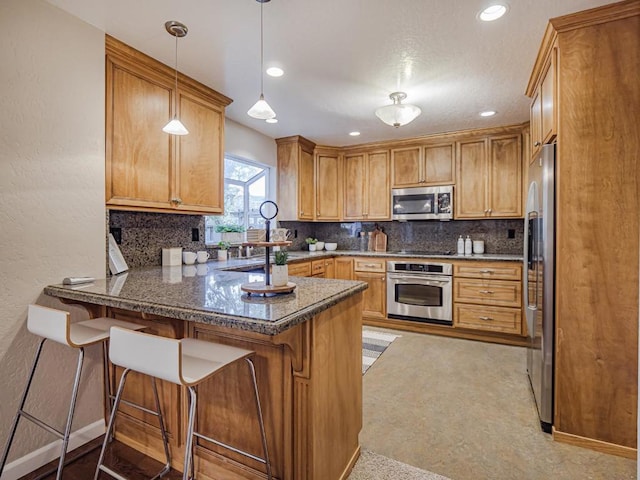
[479, 316, 494, 321]
[365, 264, 378, 268]
[479, 270, 494, 274]
[479, 290, 494, 294]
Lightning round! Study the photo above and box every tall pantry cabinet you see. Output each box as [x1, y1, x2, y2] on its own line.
[526, 0, 639, 456]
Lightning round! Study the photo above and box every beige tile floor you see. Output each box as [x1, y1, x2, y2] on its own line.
[360, 329, 636, 480]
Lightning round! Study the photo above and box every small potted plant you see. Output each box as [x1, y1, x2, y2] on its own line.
[272, 250, 289, 287]
[215, 224, 246, 244]
[305, 237, 318, 252]
[217, 241, 230, 261]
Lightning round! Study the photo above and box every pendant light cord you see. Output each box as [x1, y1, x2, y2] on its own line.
[260, 0, 264, 95]
[174, 33, 179, 117]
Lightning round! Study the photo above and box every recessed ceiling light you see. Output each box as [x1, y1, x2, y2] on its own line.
[266, 67, 284, 77]
[266, 118, 278, 123]
[480, 110, 497, 117]
[349, 131, 361, 136]
[478, 4, 508, 21]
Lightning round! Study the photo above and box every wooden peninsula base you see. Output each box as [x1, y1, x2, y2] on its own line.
[98, 293, 362, 480]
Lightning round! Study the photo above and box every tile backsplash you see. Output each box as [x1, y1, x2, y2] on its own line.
[109, 210, 524, 268]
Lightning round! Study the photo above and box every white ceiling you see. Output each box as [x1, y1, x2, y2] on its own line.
[46, 0, 612, 147]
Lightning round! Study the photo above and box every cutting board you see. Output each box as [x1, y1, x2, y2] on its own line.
[374, 230, 387, 252]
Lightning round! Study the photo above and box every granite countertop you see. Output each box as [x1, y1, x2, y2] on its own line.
[44, 266, 367, 336]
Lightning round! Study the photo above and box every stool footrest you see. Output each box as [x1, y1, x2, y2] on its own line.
[117, 397, 163, 417]
[19, 410, 64, 439]
[193, 431, 267, 465]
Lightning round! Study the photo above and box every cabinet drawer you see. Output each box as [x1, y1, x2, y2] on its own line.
[454, 263, 522, 281]
[454, 304, 522, 335]
[354, 258, 386, 273]
[311, 259, 326, 276]
[288, 261, 312, 277]
[454, 279, 521, 307]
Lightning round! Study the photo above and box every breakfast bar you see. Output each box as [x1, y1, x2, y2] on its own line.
[44, 266, 367, 480]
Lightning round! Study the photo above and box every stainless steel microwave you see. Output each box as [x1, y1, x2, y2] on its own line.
[391, 186, 453, 221]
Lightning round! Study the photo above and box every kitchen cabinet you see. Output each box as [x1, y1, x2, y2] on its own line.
[453, 262, 522, 335]
[276, 136, 316, 221]
[343, 150, 390, 221]
[334, 257, 354, 280]
[323, 258, 335, 279]
[315, 147, 342, 221]
[105, 36, 230, 214]
[455, 133, 522, 219]
[390, 143, 454, 187]
[353, 258, 386, 320]
[526, 4, 638, 453]
[311, 259, 326, 277]
[288, 260, 312, 277]
[529, 45, 557, 158]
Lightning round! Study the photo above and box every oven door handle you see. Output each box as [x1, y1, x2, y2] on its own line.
[386, 274, 451, 285]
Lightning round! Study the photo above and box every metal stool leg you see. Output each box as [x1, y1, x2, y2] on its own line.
[0, 338, 47, 476]
[246, 358, 272, 480]
[183, 386, 197, 480]
[151, 377, 171, 478]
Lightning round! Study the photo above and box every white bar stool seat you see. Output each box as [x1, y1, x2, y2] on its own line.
[95, 326, 272, 480]
[0, 304, 146, 480]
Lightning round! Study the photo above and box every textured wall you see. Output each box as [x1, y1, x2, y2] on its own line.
[0, 0, 106, 463]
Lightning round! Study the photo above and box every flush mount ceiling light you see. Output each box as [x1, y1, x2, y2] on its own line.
[247, 0, 276, 120]
[375, 92, 422, 128]
[162, 21, 189, 135]
[478, 4, 508, 21]
[266, 67, 284, 77]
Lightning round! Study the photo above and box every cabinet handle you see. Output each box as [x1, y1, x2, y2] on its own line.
[483, 209, 488, 214]
[381, 277, 385, 282]
[479, 290, 494, 294]
[365, 264, 378, 268]
[534, 141, 541, 147]
[300, 211, 304, 215]
[479, 316, 494, 321]
[479, 270, 494, 274]
[488, 208, 492, 214]
[170, 197, 182, 206]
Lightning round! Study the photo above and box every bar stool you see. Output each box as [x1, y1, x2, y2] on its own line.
[0, 304, 146, 480]
[95, 326, 272, 480]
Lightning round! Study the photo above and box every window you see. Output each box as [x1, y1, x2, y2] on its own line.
[205, 155, 270, 244]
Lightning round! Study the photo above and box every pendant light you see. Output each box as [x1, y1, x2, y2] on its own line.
[247, 0, 276, 120]
[162, 21, 189, 135]
[375, 92, 422, 128]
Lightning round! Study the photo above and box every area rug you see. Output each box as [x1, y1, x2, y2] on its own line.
[362, 330, 400, 375]
[347, 449, 452, 480]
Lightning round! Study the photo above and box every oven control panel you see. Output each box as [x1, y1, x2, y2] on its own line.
[387, 261, 452, 275]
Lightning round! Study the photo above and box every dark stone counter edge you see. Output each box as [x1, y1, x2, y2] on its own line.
[43, 282, 368, 337]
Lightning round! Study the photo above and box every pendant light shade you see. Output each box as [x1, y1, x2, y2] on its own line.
[248, 0, 276, 120]
[375, 92, 421, 128]
[163, 20, 189, 135]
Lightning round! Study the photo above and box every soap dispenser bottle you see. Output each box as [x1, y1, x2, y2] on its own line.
[457, 235, 465, 255]
[464, 235, 473, 255]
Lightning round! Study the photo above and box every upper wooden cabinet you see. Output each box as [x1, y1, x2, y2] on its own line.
[455, 133, 522, 219]
[105, 36, 231, 214]
[390, 143, 454, 187]
[529, 45, 557, 158]
[276, 136, 316, 221]
[315, 147, 342, 221]
[343, 150, 390, 221]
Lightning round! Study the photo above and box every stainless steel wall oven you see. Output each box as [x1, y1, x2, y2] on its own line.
[386, 261, 453, 325]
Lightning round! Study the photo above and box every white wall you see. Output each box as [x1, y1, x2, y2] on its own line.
[0, 0, 106, 471]
[224, 118, 278, 200]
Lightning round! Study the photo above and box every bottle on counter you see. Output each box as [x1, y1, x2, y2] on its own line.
[367, 232, 374, 251]
[359, 231, 367, 251]
[457, 235, 465, 255]
[464, 235, 472, 255]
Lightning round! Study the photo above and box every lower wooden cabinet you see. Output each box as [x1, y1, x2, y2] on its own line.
[323, 258, 335, 278]
[288, 261, 312, 277]
[353, 258, 386, 320]
[454, 303, 522, 335]
[311, 259, 326, 277]
[334, 257, 354, 280]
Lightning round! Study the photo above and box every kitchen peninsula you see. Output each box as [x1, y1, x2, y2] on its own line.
[44, 267, 367, 480]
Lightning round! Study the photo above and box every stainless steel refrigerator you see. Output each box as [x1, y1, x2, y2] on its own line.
[523, 143, 555, 433]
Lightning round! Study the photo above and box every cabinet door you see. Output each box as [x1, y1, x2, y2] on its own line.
[391, 147, 421, 187]
[315, 152, 341, 220]
[324, 258, 335, 279]
[175, 91, 224, 213]
[354, 272, 386, 320]
[106, 56, 173, 210]
[455, 139, 487, 218]
[298, 149, 315, 220]
[488, 135, 522, 218]
[541, 48, 556, 144]
[343, 153, 366, 220]
[365, 151, 391, 220]
[530, 90, 542, 158]
[334, 257, 354, 280]
[424, 143, 455, 185]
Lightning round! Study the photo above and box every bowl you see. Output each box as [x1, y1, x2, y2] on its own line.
[325, 243, 337, 251]
[315, 241, 325, 250]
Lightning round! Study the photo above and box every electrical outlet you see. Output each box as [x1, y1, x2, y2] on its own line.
[109, 227, 122, 244]
[508, 229, 515, 239]
[192, 228, 200, 242]
[294, 229, 298, 238]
